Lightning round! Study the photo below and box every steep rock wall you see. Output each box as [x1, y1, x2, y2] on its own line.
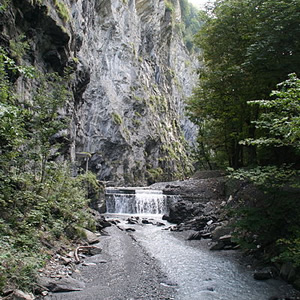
[73, 0, 198, 185]
[1, 0, 198, 185]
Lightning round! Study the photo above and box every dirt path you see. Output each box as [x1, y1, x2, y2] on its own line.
[45, 225, 175, 300]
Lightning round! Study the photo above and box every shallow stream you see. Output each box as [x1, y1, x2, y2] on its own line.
[105, 188, 297, 300]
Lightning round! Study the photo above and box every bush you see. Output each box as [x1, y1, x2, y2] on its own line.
[0, 47, 96, 293]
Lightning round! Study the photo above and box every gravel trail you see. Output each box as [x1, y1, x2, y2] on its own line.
[46, 225, 175, 300]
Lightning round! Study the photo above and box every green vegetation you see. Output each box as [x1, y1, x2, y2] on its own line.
[54, 0, 70, 22]
[187, 0, 300, 169]
[146, 167, 164, 183]
[228, 75, 300, 265]
[164, 0, 174, 12]
[112, 112, 123, 125]
[0, 47, 97, 293]
[0, 0, 10, 12]
[9, 35, 30, 61]
[179, 0, 202, 52]
[30, 0, 43, 5]
[187, 0, 300, 274]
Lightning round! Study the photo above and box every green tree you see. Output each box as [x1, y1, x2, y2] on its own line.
[187, 0, 300, 168]
[230, 74, 300, 272]
[242, 73, 300, 165]
[0, 47, 96, 293]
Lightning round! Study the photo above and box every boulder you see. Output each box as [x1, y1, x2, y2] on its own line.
[83, 229, 100, 244]
[9, 290, 34, 300]
[254, 267, 277, 280]
[142, 219, 153, 224]
[211, 224, 231, 241]
[125, 228, 136, 232]
[210, 241, 225, 251]
[156, 222, 165, 227]
[219, 234, 233, 244]
[89, 247, 102, 255]
[201, 232, 212, 239]
[97, 217, 112, 231]
[127, 218, 138, 224]
[280, 262, 296, 282]
[185, 215, 211, 231]
[162, 200, 198, 224]
[38, 277, 85, 293]
[187, 231, 202, 240]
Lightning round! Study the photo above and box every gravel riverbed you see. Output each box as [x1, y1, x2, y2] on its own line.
[45, 224, 175, 300]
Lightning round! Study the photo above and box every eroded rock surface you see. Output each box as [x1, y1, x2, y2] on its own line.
[1, 0, 198, 186]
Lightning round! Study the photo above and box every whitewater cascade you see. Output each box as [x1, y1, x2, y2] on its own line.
[105, 188, 169, 214]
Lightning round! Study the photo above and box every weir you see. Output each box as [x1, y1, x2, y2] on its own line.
[105, 188, 170, 214]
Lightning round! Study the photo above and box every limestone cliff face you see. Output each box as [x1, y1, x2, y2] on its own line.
[1, 0, 198, 185]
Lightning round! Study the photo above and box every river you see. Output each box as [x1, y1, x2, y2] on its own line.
[105, 188, 298, 300]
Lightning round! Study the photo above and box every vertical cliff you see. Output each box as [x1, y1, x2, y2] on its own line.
[0, 0, 198, 185]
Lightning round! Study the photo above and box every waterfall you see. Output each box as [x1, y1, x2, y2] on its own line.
[106, 188, 168, 214]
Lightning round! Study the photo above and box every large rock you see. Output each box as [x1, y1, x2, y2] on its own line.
[211, 224, 231, 241]
[280, 263, 297, 282]
[8, 290, 34, 300]
[38, 277, 85, 293]
[4, 0, 198, 186]
[163, 201, 193, 224]
[254, 267, 278, 280]
[83, 229, 100, 244]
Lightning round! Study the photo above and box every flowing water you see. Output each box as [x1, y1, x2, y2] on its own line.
[105, 188, 297, 300]
[106, 188, 169, 214]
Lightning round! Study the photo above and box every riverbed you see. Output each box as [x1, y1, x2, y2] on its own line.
[111, 214, 298, 300]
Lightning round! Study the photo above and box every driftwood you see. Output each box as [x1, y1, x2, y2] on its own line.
[74, 246, 101, 263]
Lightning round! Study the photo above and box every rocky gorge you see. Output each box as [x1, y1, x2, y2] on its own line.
[2, 1, 300, 299]
[15, 172, 299, 300]
[1, 0, 198, 185]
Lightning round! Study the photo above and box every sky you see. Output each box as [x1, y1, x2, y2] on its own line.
[188, 0, 209, 9]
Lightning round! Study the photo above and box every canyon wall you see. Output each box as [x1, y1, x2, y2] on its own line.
[1, 0, 198, 185]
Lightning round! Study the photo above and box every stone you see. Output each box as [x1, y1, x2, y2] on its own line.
[10, 290, 34, 300]
[219, 234, 232, 243]
[280, 263, 296, 282]
[38, 277, 85, 293]
[142, 219, 153, 224]
[201, 232, 212, 239]
[163, 201, 196, 224]
[83, 229, 100, 244]
[187, 232, 202, 240]
[210, 241, 225, 251]
[254, 267, 278, 280]
[156, 222, 165, 227]
[82, 263, 97, 266]
[127, 218, 138, 224]
[60, 256, 72, 265]
[125, 228, 136, 232]
[89, 247, 102, 255]
[211, 225, 232, 241]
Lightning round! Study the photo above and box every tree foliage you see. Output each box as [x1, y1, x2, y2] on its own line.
[187, 0, 300, 168]
[228, 74, 300, 269]
[179, 0, 202, 52]
[0, 46, 97, 293]
[187, 0, 300, 271]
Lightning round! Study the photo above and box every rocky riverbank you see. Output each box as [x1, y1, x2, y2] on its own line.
[151, 171, 300, 293]
[3, 171, 299, 300]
